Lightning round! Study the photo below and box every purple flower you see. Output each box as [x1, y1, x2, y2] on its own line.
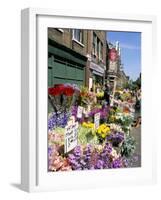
[68, 154, 76, 161]
[106, 132, 124, 147]
[73, 146, 81, 158]
[68, 151, 83, 170]
[71, 106, 78, 119]
[103, 142, 113, 154]
[112, 158, 122, 168]
[95, 160, 104, 169]
[48, 147, 52, 157]
[48, 111, 69, 130]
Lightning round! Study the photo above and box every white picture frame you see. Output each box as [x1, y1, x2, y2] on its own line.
[21, 8, 157, 192]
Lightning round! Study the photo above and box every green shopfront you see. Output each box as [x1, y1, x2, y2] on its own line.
[48, 39, 87, 87]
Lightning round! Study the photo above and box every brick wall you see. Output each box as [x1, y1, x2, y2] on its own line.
[48, 28, 87, 57]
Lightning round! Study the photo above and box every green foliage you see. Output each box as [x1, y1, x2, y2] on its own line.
[78, 126, 99, 145]
[121, 135, 136, 157]
[117, 116, 133, 127]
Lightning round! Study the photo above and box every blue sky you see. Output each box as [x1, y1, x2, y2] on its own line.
[106, 31, 141, 81]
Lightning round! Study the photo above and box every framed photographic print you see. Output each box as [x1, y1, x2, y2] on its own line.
[21, 8, 157, 192]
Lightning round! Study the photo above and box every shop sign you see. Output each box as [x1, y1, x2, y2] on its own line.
[94, 112, 100, 130]
[109, 60, 117, 72]
[64, 121, 78, 153]
[90, 62, 105, 74]
[109, 48, 118, 62]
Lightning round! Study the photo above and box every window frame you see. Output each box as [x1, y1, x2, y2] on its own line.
[72, 29, 84, 47]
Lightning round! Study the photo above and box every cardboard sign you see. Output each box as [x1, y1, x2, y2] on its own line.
[64, 121, 78, 153]
[94, 112, 100, 130]
[77, 106, 83, 118]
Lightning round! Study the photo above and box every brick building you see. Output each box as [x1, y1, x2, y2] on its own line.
[48, 28, 106, 90]
[86, 30, 106, 91]
[48, 28, 87, 87]
[117, 70, 129, 88]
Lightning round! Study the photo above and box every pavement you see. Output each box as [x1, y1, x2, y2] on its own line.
[130, 125, 141, 167]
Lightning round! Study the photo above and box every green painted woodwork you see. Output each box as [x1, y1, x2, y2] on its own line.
[48, 56, 85, 87]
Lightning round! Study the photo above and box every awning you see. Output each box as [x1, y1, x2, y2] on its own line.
[90, 62, 105, 74]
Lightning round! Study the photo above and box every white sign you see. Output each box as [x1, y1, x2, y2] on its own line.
[89, 77, 93, 91]
[109, 60, 117, 72]
[64, 121, 78, 153]
[77, 106, 83, 118]
[94, 112, 100, 130]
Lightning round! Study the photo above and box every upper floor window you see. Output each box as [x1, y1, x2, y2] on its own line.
[92, 33, 97, 56]
[55, 28, 64, 33]
[92, 32, 103, 61]
[72, 29, 83, 44]
[99, 41, 103, 61]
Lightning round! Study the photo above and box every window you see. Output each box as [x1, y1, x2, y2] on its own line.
[56, 28, 64, 33]
[92, 33, 97, 56]
[92, 32, 103, 61]
[97, 38, 99, 57]
[99, 42, 103, 61]
[73, 29, 83, 44]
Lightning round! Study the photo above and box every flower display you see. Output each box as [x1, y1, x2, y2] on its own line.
[48, 82, 139, 172]
[48, 84, 80, 114]
[96, 124, 111, 139]
[67, 142, 125, 170]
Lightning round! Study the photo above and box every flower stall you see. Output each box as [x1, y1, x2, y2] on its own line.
[48, 84, 138, 172]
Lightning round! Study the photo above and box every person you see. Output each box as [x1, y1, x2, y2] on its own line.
[103, 84, 110, 105]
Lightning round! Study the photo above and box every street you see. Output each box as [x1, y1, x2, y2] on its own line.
[130, 126, 141, 167]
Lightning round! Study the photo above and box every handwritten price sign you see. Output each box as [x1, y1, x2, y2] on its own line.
[94, 112, 100, 130]
[64, 121, 79, 153]
[77, 106, 83, 118]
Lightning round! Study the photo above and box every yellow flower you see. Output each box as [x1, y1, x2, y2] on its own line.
[82, 122, 94, 129]
[97, 129, 102, 134]
[101, 133, 107, 138]
[96, 123, 111, 138]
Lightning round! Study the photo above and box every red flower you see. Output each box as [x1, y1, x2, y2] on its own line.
[48, 86, 63, 96]
[64, 86, 74, 96]
[48, 84, 75, 96]
[49, 87, 59, 96]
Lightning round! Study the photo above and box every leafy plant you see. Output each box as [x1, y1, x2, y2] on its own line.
[121, 135, 136, 157]
[78, 126, 98, 145]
